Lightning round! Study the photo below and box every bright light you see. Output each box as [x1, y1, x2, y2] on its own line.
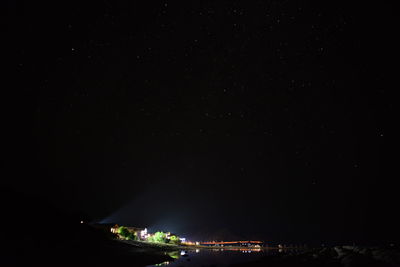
[179, 237, 186, 242]
[140, 228, 148, 238]
[80, 221, 83, 224]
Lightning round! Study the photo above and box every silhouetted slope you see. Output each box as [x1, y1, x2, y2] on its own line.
[1, 188, 170, 266]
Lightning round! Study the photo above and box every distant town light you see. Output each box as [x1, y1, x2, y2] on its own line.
[80, 221, 83, 224]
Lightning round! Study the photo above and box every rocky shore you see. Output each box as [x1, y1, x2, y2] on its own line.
[232, 245, 400, 267]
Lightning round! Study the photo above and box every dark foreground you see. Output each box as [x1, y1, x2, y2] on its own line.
[5, 223, 173, 266]
[2, 189, 172, 266]
[3, 190, 399, 266]
[6, 228, 400, 267]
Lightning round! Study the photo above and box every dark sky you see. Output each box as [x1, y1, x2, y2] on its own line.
[7, 1, 398, 245]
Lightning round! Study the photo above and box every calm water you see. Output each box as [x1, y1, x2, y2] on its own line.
[148, 248, 276, 267]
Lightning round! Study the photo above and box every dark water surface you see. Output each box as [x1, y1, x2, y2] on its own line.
[147, 248, 275, 267]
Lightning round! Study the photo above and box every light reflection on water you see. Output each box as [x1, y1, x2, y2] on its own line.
[149, 248, 268, 267]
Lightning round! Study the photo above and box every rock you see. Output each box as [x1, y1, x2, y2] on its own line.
[334, 246, 347, 259]
[371, 248, 400, 265]
[340, 253, 374, 267]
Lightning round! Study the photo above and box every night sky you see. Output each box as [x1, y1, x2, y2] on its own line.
[7, 1, 398, 245]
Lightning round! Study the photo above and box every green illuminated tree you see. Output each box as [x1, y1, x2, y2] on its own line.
[169, 235, 181, 245]
[117, 227, 138, 240]
[118, 226, 130, 238]
[153, 231, 167, 243]
[127, 232, 137, 240]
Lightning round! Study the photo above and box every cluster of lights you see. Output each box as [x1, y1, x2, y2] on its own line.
[241, 250, 255, 253]
[201, 241, 263, 245]
[210, 248, 261, 252]
[140, 228, 148, 239]
[182, 241, 196, 246]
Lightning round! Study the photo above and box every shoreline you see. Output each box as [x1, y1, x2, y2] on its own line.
[117, 239, 273, 251]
